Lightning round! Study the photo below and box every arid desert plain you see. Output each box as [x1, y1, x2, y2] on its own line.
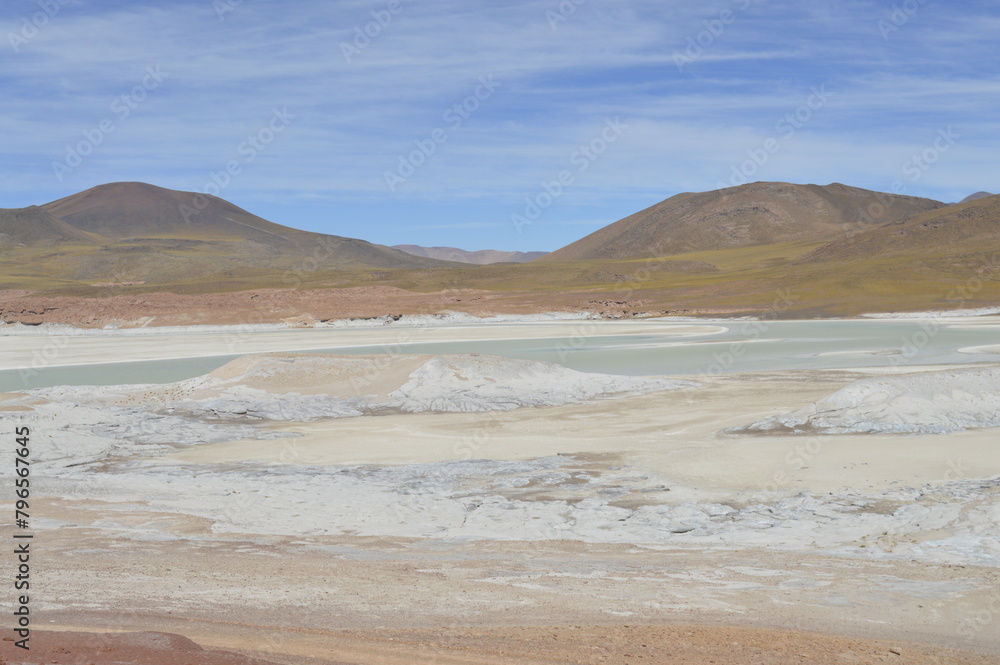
[4, 0, 1000, 661]
[2, 313, 999, 664]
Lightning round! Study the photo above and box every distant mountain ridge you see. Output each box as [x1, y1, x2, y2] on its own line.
[958, 191, 994, 204]
[393, 244, 548, 264]
[4, 180, 998, 321]
[540, 182, 946, 262]
[0, 182, 452, 286]
[805, 193, 1000, 264]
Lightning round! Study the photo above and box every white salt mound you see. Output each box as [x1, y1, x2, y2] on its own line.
[743, 365, 1000, 435]
[8, 353, 696, 466]
[181, 353, 695, 417]
[390, 354, 687, 412]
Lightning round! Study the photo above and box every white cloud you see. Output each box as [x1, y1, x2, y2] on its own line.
[1, 0, 996, 216]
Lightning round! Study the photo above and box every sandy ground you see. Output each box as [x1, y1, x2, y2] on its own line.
[0, 629, 308, 665]
[165, 368, 1000, 496]
[11, 524, 1000, 663]
[2, 327, 999, 664]
[5, 625, 997, 665]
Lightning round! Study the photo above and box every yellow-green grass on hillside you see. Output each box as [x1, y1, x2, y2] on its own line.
[10, 233, 998, 318]
[5, 192, 1000, 318]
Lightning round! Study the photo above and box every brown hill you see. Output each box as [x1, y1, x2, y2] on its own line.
[540, 182, 945, 262]
[804, 193, 1000, 264]
[958, 191, 994, 204]
[5, 181, 996, 318]
[41, 182, 442, 268]
[0, 205, 100, 247]
[0, 182, 452, 288]
[393, 244, 548, 264]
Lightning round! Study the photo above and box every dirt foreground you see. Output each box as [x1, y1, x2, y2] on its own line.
[3, 323, 999, 665]
[2, 624, 994, 665]
[0, 286, 733, 328]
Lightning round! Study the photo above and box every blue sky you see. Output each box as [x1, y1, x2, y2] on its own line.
[1, 0, 997, 252]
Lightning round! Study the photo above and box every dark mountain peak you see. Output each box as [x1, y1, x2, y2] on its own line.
[541, 182, 946, 262]
[1, 182, 450, 283]
[959, 191, 995, 204]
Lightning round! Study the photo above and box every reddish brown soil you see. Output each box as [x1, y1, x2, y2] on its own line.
[0, 286, 730, 328]
[356, 624, 999, 665]
[2, 625, 994, 665]
[0, 629, 345, 665]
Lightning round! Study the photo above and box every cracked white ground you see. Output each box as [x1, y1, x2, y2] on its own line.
[1, 318, 998, 660]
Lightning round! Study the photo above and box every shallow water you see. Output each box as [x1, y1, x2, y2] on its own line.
[1, 319, 997, 391]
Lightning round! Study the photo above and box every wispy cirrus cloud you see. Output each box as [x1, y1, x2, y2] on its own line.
[0, 0, 996, 251]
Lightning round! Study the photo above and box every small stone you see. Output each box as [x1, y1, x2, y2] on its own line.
[889, 647, 902, 656]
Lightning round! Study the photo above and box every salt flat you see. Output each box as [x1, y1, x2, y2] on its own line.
[2, 319, 999, 663]
[0, 318, 724, 371]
